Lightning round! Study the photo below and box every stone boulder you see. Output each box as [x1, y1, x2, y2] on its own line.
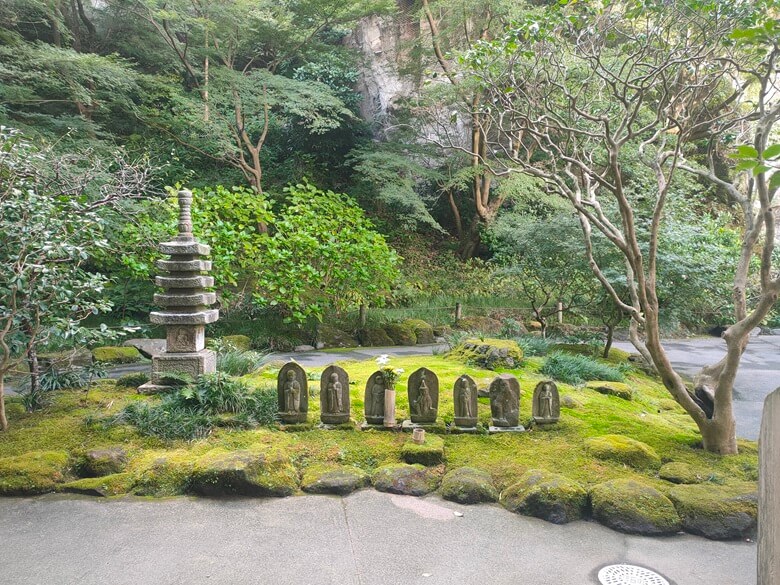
[60, 473, 133, 497]
[301, 464, 370, 495]
[585, 435, 661, 470]
[457, 316, 503, 334]
[659, 462, 708, 485]
[78, 447, 128, 477]
[190, 448, 298, 497]
[561, 395, 583, 409]
[0, 451, 71, 495]
[402, 319, 435, 344]
[400, 435, 445, 466]
[440, 467, 498, 504]
[122, 339, 166, 359]
[385, 321, 417, 346]
[92, 346, 144, 364]
[586, 381, 634, 401]
[668, 482, 757, 540]
[500, 469, 588, 524]
[358, 327, 395, 347]
[372, 463, 441, 496]
[590, 479, 681, 536]
[447, 338, 524, 370]
[317, 325, 358, 348]
[131, 450, 197, 497]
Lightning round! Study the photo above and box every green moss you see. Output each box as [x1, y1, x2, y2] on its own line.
[659, 461, 708, 484]
[130, 450, 197, 496]
[372, 463, 441, 496]
[591, 479, 682, 535]
[457, 316, 502, 334]
[318, 324, 358, 348]
[402, 319, 434, 344]
[358, 327, 394, 347]
[220, 335, 252, 351]
[77, 446, 128, 477]
[401, 435, 445, 466]
[300, 464, 370, 495]
[500, 469, 588, 524]
[60, 473, 133, 497]
[385, 321, 417, 346]
[0, 451, 71, 495]
[440, 467, 498, 504]
[92, 346, 143, 364]
[447, 338, 523, 370]
[586, 381, 634, 400]
[116, 372, 150, 388]
[585, 435, 661, 469]
[190, 447, 298, 497]
[668, 482, 757, 540]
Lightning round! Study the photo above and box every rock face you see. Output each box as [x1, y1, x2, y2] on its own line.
[668, 483, 758, 540]
[139, 189, 218, 394]
[407, 367, 439, 424]
[320, 365, 350, 425]
[585, 435, 661, 470]
[591, 479, 682, 536]
[301, 465, 370, 495]
[277, 362, 308, 424]
[372, 463, 440, 496]
[190, 449, 298, 497]
[440, 467, 498, 504]
[501, 469, 588, 524]
[79, 447, 128, 477]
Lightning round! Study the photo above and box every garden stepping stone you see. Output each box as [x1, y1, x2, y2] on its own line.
[500, 469, 587, 524]
[79, 447, 128, 477]
[440, 467, 498, 504]
[668, 482, 757, 540]
[658, 461, 708, 484]
[372, 463, 441, 496]
[401, 435, 445, 466]
[585, 434, 661, 469]
[591, 479, 682, 536]
[0, 451, 71, 496]
[190, 448, 298, 497]
[301, 464, 370, 495]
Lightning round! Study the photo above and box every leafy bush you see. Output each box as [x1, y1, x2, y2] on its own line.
[177, 374, 250, 415]
[115, 402, 214, 441]
[515, 335, 555, 357]
[245, 385, 279, 426]
[541, 352, 625, 385]
[217, 349, 270, 376]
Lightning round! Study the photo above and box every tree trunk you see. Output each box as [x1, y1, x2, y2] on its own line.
[603, 324, 614, 359]
[699, 416, 738, 455]
[458, 218, 481, 260]
[0, 374, 7, 431]
[27, 346, 40, 402]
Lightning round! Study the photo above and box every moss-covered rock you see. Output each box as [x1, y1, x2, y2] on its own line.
[115, 372, 150, 388]
[385, 321, 417, 346]
[60, 473, 133, 497]
[130, 450, 196, 496]
[659, 462, 707, 485]
[401, 435, 445, 466]
[440, 467, 498, 504]
[372, 463, 441, 496]
[220, 335, 252, 351]
[560, 395, 583, 409]
[447, 338, 523, 370]
[301, 464, 370, 495]
[658, 399, 683, 411]
[591, 479, 682, 535]
[317, 324, 358, 348]
[78, 447, 128, 477]
[190, 448, 298, 497]
[402, 319, 435, 344]
[585, 435, 661, 470]
[604, 348, 632, 362]
[457, 316, 503, 334]
[92, 346, 143, 364]
[0, 451, 71, 495]
[432, 325, 452, 337]
[668, 482, 757, 540]
[586, 381, 634, 400]
[358, 327, 395, 347]
[500, 469, 588, 524]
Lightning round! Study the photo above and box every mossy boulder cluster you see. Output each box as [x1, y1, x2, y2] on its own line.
[190, 449, 298, 497]
[668, 482, 757, 539]
[371, 463, 441, 496]
[501, 470, 588, 524]
[447, 338, 523, 370]
[400, 435, 445, 466]
[0, 451, 71, 495]
[440, 467, 498, 504]
[659, 461, 708, 484]
[585, 381, 634, 401]
[91, 345, 144, 364]
[457, 316, 503, 334]
[62, 473, 133, 497]
[301, 464, 370, 495]
[590, 479, 682, 535]
[77, 447, 128, 477]
[585, 435, 661, 469]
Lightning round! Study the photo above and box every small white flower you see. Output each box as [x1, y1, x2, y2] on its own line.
[395, 368, 404, 374]
[376, 354, 390, 365]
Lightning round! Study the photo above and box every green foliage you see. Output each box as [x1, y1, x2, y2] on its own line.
[116, 372, 151, 388]
[514, 335, 554, 357]
[217, 349, 270, 376]
[541, 352, 625, 385]
[255, 180, 400, 323]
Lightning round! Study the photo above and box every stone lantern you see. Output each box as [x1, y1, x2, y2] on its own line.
[138, 189, 219, 393]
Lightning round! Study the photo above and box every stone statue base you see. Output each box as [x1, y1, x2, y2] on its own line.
[360, 422, 399, 431]
[488, 425, 526, 434]
[450, 425, 480, 434]
[317, 421, 356, 431]
[533, 417, 559, 425]
[320, 413, 350, 425]
[137, 348, 216, 394]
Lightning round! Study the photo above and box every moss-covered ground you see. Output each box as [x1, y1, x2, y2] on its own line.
[0, 353, 758, 503]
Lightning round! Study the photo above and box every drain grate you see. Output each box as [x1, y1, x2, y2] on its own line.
[597, 564, 670, 585]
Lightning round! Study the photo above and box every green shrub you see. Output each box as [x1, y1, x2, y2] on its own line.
[217, 349, 270, 376]
[114, 402, 214, 441]
[515, 335, 554, 357]
[116, 372, 150, 387]
[177, 374, 250, 414]
[540, 352, 624, 385]
[245, 385, 279, 425]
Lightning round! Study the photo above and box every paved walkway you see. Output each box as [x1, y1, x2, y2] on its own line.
[0, 491, 756, 585]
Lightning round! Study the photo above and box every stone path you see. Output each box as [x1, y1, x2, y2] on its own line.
[0, 491, 756, 585]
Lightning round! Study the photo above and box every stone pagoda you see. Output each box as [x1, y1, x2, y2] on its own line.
[138, 189, 219, 393]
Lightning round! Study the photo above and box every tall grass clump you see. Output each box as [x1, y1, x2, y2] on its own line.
[540, 352, 625, 385]
[217, 349, 270, 376]
[515, 335, 555, 357]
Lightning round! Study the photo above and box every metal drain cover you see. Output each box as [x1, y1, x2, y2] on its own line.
[598, 564, 669, 585]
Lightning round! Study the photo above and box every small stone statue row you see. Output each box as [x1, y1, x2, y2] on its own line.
[276, 363, 560, 428]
